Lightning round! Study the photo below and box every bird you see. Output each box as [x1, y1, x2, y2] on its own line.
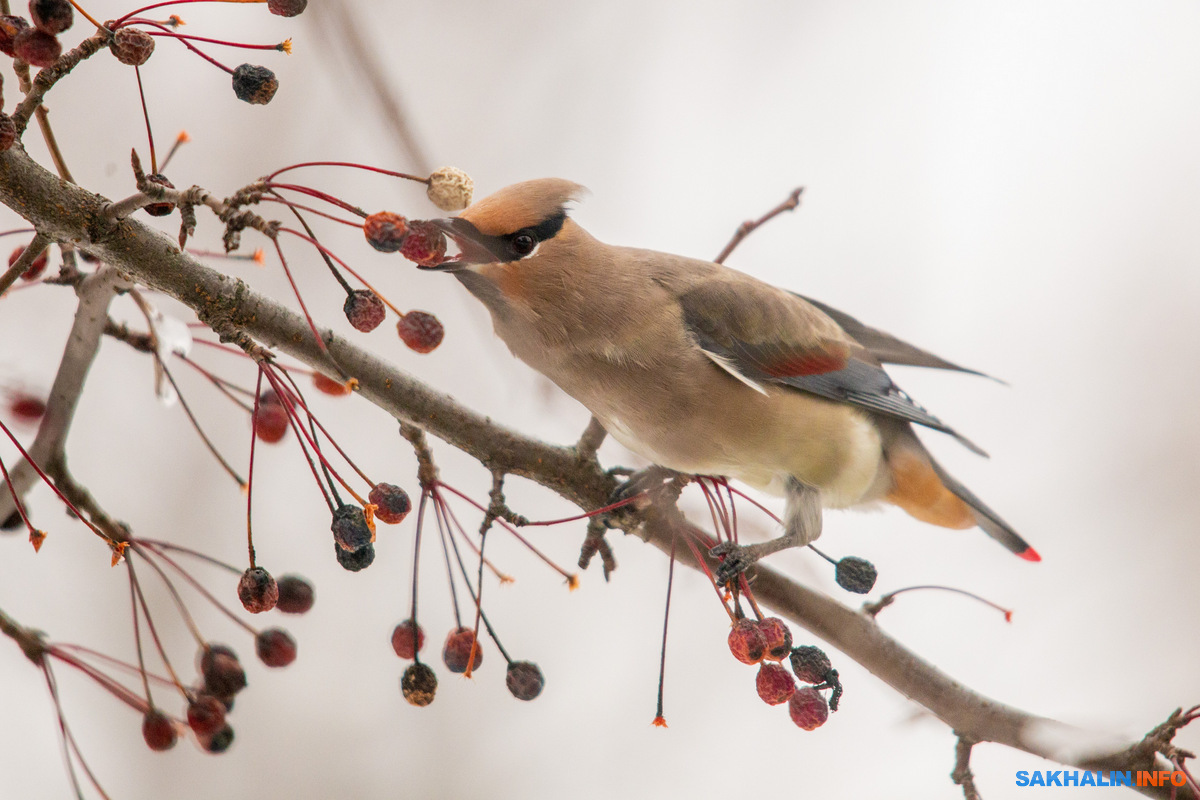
[421, 178, 1039, 580]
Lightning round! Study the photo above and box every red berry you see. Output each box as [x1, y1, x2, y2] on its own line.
[143, 173, 176, 217]
[253, 391, 288, 443]
[396, 311, 444, 353]
[8, 392, 46, 421]
[369, 483, 411, 525]
[727, 618, 766, 665]
[756, 617, 792, 662]
[110, 26, 154, 66]
[331, 504, 372, 551]
[755, 662, 796, 705]
[12, 24, 56, 66]
[267, 0, 306, 17]
[141, 709, 177, 751]
[343, 289, 386, 332]
[199, 644, 246, 697]
[198, 723, 234, 754]
[29, 0, 72, 34]
[788, 686, 830, 731]
[186, 694, 226, 736]
[255, 627, 297, 667]
[275, 574, 314, 614]
[391, 619, 424, 659]
[505, 661, 545, 701]
[312, 371, 351, 396]
[398, 221, 447, 267]
[8, 244, 48, 280]
[0, 114, 15, 152]
[442, 627, 483, 674]
[237, 567, 278, 613]
[789, 645, 833, 684]
[363, 211, 408, 253]
[401, 662, 437, 706]
[0, 15, 30, 56]
[231, 63, 277, 105]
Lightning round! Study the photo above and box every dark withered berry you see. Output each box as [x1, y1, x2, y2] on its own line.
[442, 627, 483, 674]
[369, 483, 411, 525]
[199, 723, 235, 754]
[237, 567, 278, 613]
[343, 290, 386, 333]
[200, 644, 246, 697]
[789, 645, 833, 684]
[255, 628, 297, 667]
[331, 504, 372, 552]
[143, 173, 176, 217]
[232, 64, 277, 105]
[110, 27, 154, 66]
[267, 0, 307, 17]
[396, 311, 444, 353]
[335, 541, 374, 572]
[505, 661, 545, 701]
[29, 0, 72, 34]
[363, 211, 408, 253]
[275, 574, 314, 614]
[835, 556, 877, 594]
[401, 662, 437, 707]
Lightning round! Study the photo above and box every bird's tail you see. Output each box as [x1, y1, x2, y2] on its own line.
[883, 430, 1040, 562]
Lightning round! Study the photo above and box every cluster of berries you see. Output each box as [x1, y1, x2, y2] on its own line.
[391, 618, 545, 707]
[727, 616, 842, 731]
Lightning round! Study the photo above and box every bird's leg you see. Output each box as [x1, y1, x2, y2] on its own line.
[606, 465, 681, 511]
[712, 477, 822, 584]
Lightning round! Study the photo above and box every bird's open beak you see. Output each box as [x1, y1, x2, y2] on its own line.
[422, 218, 506, 270]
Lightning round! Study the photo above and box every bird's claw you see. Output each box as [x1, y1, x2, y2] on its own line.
[710, 541, 755, 584]
[601, 466, 678, 528]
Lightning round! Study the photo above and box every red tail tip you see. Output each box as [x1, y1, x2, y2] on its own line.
[1017, 546, 1042, 563]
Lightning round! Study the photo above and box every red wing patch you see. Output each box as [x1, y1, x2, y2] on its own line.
[759, 344, 850, 378]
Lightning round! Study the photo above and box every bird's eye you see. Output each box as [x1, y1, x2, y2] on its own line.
[510, 232, 537, 258]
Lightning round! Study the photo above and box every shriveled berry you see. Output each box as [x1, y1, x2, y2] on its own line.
[789, 645, 833, 684]
[275, 574, 314, 614]
[13, 27, 59, 67]
[369, 483, 411, 525]
[756, 662, 797, 705]
[1, 510, 21, 530]
[835, 556, 877, 594]
[727, 618, 766, 665]
[0, 114, 15, 152]
[253, 391, 288, 443]
[0, 16, 31, 56]
[267, 0, 306, 16]
[343, 289, 385, 332]
[186, 694, 226, 736]
[143, 173, 175, 217]
[29, 0, 72, 34]
[363, 211, 408, 253]
[110, 26, 154, 66]
[199, 723, 234, 754]
[390, 619, 423, 659]
[788, 686, 830, 731]
[426, 167, 473, 212]
[756, 617, 792, 661]
[505, 661, 545, 701]
[312, 371, 351, 396]
[141, 709, 177, 751]
[8, 244, 48, 280]
[335, 541, 374, 572]
[398, 221, 447, 267]
[200, 644, 246, 697]
[401, 662, 437, 706]
[396, 311, 444, 353]
[232, 63, 277, 105]
[442, 627, 483, 674]
[237, 567, 278, 613]
[255, 627, 296, 667]
[331, 503, 372, 551]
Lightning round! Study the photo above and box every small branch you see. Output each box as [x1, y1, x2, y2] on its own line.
[0, 230, 50, 295]
[714, 187, 804, 264]
[574, 415, 607, 462]
[0, 606, 46, 664]
[952, 735, 982, 800]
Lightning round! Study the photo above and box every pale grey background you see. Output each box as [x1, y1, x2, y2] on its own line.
[1, 2, 1197, 798]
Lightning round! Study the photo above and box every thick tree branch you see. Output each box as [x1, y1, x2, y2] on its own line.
[0, 144, 1192, 798]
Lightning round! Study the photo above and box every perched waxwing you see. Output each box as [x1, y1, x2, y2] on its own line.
[423, 179, 1038, 580]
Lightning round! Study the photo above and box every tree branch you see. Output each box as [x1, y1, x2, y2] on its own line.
[0, 144, 1192, 799]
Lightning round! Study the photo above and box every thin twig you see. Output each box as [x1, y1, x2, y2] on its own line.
[952, 735, 983, 800]
[714, 187, 804, 264]
[0, 231, 50, 295]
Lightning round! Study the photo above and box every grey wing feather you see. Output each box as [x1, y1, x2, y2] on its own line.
[795, 294, 1001, 381]
[928, 458, 1033, 556]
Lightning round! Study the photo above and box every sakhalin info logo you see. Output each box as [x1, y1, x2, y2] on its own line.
[1015, 770, 1189, 788]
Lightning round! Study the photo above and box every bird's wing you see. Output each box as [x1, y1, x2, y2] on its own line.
[677, 277, 988, 456]
[794, 293, 999, 380]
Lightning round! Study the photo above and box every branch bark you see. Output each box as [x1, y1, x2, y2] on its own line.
[0, 143, 1192, 799]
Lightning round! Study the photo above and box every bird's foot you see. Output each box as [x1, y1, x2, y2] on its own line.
[710, 541, 761, 584]
[601, 466, 683, 527]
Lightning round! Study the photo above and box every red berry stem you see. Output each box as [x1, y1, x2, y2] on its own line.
[697, 479, 734, 545]
[136, 543, 258, 637]
[133, 538, 241, 574]
[274, 196, 356, 296]
[53, 643, 176, 690]
[245, 366, 266, 567]
[128, 567, 156, 707]
[128, 547, 210, 649]
[176, 354, 254, 412]
[0, 451, 43, 548]
[867, 585, 1014, 622]
[269, 238, 328, 353]
[48, 646, 151, 712]
[40, 661, 110, 800]
[154, 354, 247, 487]
[256, 375, 335, 514]
[409, 490, 428, 653]
[275, 226, 406, 317]
[261, 195, 362, 227]
[437, 482, 578, 587]
[264, 184, 367, 218]
[517, 490, 647, 526]
[653, 536, 677, 727]
[430, 491, 463, 628]
[677, 529, 736, 622]
[429, 495, 511, 583]
[125, 558, 191, 693]
[157, 129, 189, 172]
[63, 0, 104, 31]
[134, 68, 159, 173]
[264, 160, 426, 184]
[274, 366, 374, 486]
[139, 27, 291, 53]
[114, 0, 265, 27]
